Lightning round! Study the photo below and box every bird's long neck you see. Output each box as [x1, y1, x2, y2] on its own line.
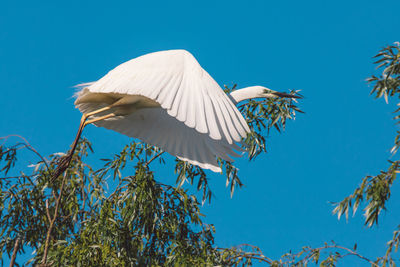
[229, 86, 274, 104]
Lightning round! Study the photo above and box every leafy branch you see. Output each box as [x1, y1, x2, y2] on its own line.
[274, 242, 378, 267]
[331, 42, 400, 267]
[225, 84, 303, 160]
[0, 83, 302, 265]
[333, 160, 399, 227]
[367, 42, 400, 154]
[333, 43, 400, 229]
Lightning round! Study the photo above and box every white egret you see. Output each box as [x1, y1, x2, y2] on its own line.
[53, 49, 298, 180]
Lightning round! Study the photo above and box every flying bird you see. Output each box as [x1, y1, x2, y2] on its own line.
[54, 49, 298, 180]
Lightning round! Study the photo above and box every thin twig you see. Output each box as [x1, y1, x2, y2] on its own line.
[41, 172, 68, 265]
[107, 178, 125, 200]
[231, 253, 272, 264]
[216, 244, 274, 264]
[0, 174, 37, 180]
[217, 243, 378, 267]
[81, 176, 86, 221]
[145, 151, 164, 167]
[288, 244, 379, 267]
[331, 245, 379, 267]
[45, 200, 51, 222]
[0, 135, 51, 175]
[8, 237, 21, 267]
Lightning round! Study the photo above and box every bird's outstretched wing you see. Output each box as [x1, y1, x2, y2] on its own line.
[76, 50, 250, 172]
[77, 104, 242, 172]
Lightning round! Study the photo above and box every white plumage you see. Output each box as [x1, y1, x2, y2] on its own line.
[74, 49, 294, 172]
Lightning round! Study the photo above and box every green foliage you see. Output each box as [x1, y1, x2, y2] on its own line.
[48, 166, 220, 266]
[332, 42, 400, 266]
[333, 160, 399, 227]
[333, 43, 400, 227]
[225, 84, 303, 160]
[0, 86, 302, 266]
[367, 42, 400, 153]
[380, 226, 400, 266]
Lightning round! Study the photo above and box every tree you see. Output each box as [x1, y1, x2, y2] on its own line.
[2, 42, 399, 267]
[0, 84, 302, 266]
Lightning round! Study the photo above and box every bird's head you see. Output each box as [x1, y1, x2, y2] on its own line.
[229, 86, 302, 104]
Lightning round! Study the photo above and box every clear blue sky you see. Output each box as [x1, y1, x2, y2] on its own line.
[1, 0, 400, 265]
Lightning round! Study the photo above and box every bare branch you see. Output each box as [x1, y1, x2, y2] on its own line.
[8, 237, 21, 267]
[0, 135, 51, 175]
[41, 172, 68, 265]
[45, 200, 51, 222]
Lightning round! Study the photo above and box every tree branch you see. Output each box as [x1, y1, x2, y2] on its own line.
[287, 244, 379, 266]
[145, 151, 164, 167]
[0, 135, 51, 175]
[41, 172, 68, 265]
[327, 245, 379, 266]
[8, 237, 21, 267]
[0, 174, 37, 180]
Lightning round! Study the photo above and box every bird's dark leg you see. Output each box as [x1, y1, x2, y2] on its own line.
[50, 115, 88, 182]
[50, 106, 116, 182]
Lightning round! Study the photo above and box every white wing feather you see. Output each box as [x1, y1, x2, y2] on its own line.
[78, 104, 230, 172]
[76, 50, 250, 172]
